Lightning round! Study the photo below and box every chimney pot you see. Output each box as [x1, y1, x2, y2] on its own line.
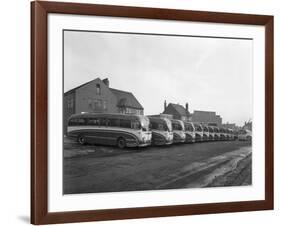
[102, 78, 109, 87]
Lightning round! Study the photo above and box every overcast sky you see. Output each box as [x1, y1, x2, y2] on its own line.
[64, 30, 253, 127]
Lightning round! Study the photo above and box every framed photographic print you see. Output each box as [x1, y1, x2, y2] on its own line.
[31, 1, 274, 224]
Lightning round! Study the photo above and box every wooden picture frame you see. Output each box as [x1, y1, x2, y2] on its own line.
[31, 1, 274, 224]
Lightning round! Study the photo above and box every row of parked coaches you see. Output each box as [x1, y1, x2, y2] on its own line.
[66, 113, 250, 149]
[149, 117, 236, 145]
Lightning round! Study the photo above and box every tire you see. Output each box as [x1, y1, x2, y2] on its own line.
[77, 135, 86, 145]
[117, 137, 126, 149]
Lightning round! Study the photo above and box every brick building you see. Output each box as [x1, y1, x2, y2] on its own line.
[162, 101, 191, 121]
[222, 122, 237, 130]
[63, 77, 143, 133]
[243, 120, 252, 131]
[191, 110, 222, 126]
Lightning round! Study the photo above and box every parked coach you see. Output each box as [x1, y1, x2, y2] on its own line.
[148, 117, 173, 145]
[171, 119, 186, 143]
[201, 124, 210, 141]
[233, 130, 239, 140]
[208, 126, 215, 141]
[238, 129, 252, 141]
[213, 126, 220, 141]
[224, 128, 230, 140]
[230, 129, 235, 140]
[67, 113, 152, 148]
[193, 123, 204, 142]
[184, 122, 196, 143]
[219, 127, 227, 141]
[226, 129, 234, 140]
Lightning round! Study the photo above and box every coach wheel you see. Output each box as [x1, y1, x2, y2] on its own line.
[117, 137, 126, 149]
[78, 135, 86, 145]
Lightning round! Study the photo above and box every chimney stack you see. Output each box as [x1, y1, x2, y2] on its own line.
[185, 103, 190, 119]
[164, 100, 167, 111]
[102, 78, 109, 87]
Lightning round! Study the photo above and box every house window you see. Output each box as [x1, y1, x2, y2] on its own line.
[126, 108, 137, 114]
[119, 108, 126, 114]
[87, 98, 92, 109]
[88, 98, 103, 112]
[103, 101, 107, 110]
[94, 99, 102, 110]
[96, 84, 101, 95]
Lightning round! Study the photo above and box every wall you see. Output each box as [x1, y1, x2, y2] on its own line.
[192, 111, 222, 126]
[75, 78, 118, 114]
[163, 105, 181, 120]
[63, 91, 76, 133]
[1, 0, 280, 226]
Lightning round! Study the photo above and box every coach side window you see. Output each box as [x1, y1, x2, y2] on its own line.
[100, 118, 109, 126]
[120, 119, 131, 129]
[68, 118, 77, 126]
[69, 118, 86, 126]
[87, 118, 100, 126]
[108, 118, 120, 127]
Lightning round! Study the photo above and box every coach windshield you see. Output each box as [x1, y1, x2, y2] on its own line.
[185, 123, 195, 132]
[165, 119, 172, 132]
[140, 116, 150, 131]
[195, 124, 202, 132]
[172, 120, 184, 131]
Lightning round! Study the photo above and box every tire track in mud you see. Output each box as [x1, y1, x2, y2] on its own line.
[156, 147, 252, 189]
[207, 154, 252, 187]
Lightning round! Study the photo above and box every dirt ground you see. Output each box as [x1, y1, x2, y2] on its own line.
[63, 140, 252, 194]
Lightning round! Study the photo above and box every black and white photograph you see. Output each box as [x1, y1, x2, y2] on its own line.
[63, 29, 253, 195]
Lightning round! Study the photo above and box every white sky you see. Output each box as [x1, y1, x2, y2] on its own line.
[64, 30, 253, 127]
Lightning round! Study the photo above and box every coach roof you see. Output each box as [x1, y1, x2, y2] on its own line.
[68, 113, 146, 120]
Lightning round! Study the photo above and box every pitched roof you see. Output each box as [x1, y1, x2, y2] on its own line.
[64, 78, 100, 95]
[110, 88, 143, 110]
[193, 110, 216, 114]
[64, 77, 143, 110]
[168, 103, 188, 116]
